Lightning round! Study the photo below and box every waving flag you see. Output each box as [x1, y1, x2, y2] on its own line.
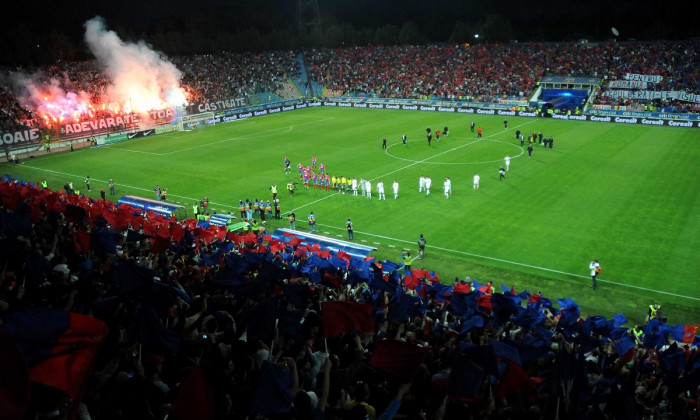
[494, 359, 536, 399]
[249, 361, 294, 415]
[451, 292, 477, 318]
[321, 301, 375, 337]
[172, 364, 214, 420]
[449, 358, 485, 401]
[0, 308, 108, 400]
[369, 339, 429, 381]
[668, 324, 700, 344]
[453, 282, 472, 294]
[460, 315, 485, 333]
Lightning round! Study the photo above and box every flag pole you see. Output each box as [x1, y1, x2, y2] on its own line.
[269, 318, 279, 361]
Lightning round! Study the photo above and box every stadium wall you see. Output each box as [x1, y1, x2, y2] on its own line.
[194, 100, 700, 128]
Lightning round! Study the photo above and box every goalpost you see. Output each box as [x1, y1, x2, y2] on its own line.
[178, 112, 215, 132]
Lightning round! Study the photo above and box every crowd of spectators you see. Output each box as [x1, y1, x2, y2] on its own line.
[588, 41, 700, 113]
[0, 39, 699, 136]
[0, 86, 34, 133]
[0, 50, 300, 134]
[173, 51, 300, 105]
[0, 178, 698, 420]
[305, 40, 700, 111]
[305, 44, 543, 102]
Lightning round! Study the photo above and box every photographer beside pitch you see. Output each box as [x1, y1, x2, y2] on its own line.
[589, 259, 601, 290]
[417, 234, 426, 259]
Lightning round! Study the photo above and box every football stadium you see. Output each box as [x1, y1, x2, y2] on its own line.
[0, 3, 699, 419]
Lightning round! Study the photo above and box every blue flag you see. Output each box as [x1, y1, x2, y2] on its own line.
[460, 315, 485, 333]
[451, 292, 477, 318]
[249, 361, 294, 415]
[489, 338, 522, 367]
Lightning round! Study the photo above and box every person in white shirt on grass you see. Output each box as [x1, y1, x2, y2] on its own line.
[377, 180, 385, 200]
[365, 179, 372, 198]
[392, 180, 399, 199]
[443, 177, 451, 199]
[504, 155, 511, 171]
[473, 173, 480, 190]
[425, 176, 432, 195]
[589, 259, 600, 290]
[419, 175, 425, 193]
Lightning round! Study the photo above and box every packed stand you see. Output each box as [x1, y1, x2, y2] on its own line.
[0, 177, 698, 420]
[0, 61, 130, 134]
[173, 51, 299, 104]
[306, 40, 700, 113]
[0, 86, 34, 133]
[0, 51, 300, 135]
[590, 41, 700, 113]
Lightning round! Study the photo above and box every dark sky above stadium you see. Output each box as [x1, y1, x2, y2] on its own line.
[3, 0, 698, 63]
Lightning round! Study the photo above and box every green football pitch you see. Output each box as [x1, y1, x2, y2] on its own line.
[8, 107, 700, 325]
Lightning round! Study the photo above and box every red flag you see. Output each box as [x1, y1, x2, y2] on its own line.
[197, 229, 216, 244]
[321, 272, 342, 289]
[29, 313, 108, 400]
[39, 191, 64, 213]
[477, 295, 493, 313]
[321, 301, 375, 337]
[170, 223, 185, 243]
[111, 211, 133, 232]
[478, 283, 493, 295]
[72, 230, 91, 253]
[411, 269, 431, 280]
[172, 364, 215, 420]
[29, 202, 43, 222]
[403, 275, 419, 290]
[287, 236, 302, 247]
[1, 188, 21, 210]
[269, 241, 286, 253]
[214, 226, 227, 242]
[494, 359, 536, 399]
[369, 339, 429, 381]
[98, 209, 116, 227]
[151, 236, 172, 254]
[453, 282, 472, 294]
[683, 325, 700, 343]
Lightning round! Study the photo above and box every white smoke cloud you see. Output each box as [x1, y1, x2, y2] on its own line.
[83, 16, 187, 113]
[6, 16, 188, 125]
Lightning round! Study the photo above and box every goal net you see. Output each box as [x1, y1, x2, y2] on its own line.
[178, 112, 215, 131]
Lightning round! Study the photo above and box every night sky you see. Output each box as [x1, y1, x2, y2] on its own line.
[8, 0, 700, 40]
[2, 0, 698, 66]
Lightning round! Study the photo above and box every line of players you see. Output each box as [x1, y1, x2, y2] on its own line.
[282, 153, 513, 201]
